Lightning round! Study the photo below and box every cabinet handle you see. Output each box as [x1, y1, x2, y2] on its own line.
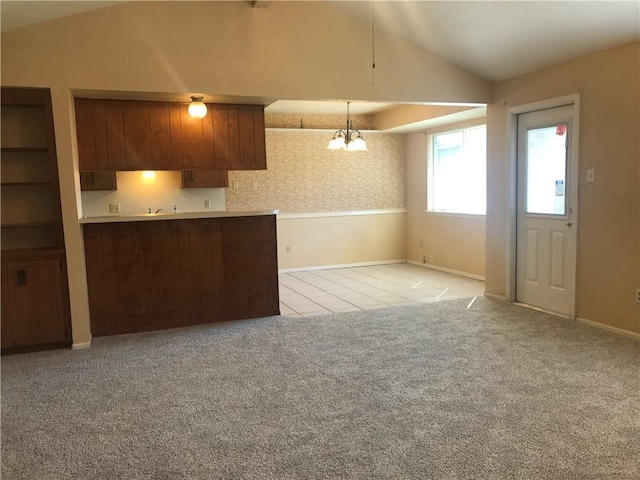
[16, 270, 27, 286]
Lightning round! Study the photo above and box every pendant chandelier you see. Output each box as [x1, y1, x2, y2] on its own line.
[327, 102, 368, 151]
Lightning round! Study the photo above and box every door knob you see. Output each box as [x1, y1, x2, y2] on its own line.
[566, 221, 573, 227]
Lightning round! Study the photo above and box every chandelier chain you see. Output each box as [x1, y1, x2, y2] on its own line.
[371, 0, 376, 85]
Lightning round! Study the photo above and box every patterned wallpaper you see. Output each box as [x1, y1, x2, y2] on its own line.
[226, 128, 406, 214]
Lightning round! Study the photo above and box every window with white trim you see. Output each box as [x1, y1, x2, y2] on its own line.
[428, 125, 486, 215]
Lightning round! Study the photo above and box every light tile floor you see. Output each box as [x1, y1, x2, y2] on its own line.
[279, 263, 485, 318]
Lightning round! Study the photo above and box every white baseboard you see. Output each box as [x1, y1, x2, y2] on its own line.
[484, 292, 507, 301]
[576, 317, 640, 341]
[279, 259, 406, 273]
[277, 208, 406, 220]
[480, 297, 639, 340]
[72, 338, 92, 350]
[406, 260, 485, 282]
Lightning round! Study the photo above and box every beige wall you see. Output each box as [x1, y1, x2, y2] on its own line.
[405, 124, 486, 279]
[277, 212, 406, 270]
[228, 126, 407, 270]
[486, 41, 640, 334]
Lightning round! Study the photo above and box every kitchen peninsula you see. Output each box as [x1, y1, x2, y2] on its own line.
[81, 210, 279, 336]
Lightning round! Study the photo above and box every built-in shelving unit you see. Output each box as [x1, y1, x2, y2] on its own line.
[1, 87, 72, 353]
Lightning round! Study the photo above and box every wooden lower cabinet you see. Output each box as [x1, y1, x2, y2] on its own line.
[1, 252, 72, 351]
[83, 215, 279, 336]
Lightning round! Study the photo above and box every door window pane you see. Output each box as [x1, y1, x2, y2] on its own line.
[526, 124, 567, 215]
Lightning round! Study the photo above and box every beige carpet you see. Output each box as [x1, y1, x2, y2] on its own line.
[2, 298, 639, 479]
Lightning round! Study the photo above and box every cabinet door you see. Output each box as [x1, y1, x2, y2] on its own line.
[105, 101, 127, 170]
[149, 102, 173, 170]
[80, 171, 117, 191]
[236, 105, 267, 170]
[237, 105, 257, 170]
[75, 99, 111, 170]
[75, 98, 97, 170]
[123, 101, 151, 170]
[180, 105, 206, 168]
[2, 260, 68, 347]
[252, 105, 267, 170]
[92, 100, 110, 169]
[1, 266, 17, 348]
[227, 106, 241, 170]
[181, 170, 228, 188]
[211, 105, 231, 170]
[169, 103, 183, 169]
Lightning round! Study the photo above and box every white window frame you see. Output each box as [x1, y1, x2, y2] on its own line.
[427, 122, 487, 216]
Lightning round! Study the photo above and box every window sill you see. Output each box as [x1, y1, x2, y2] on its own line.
[424, 210, 486, 219]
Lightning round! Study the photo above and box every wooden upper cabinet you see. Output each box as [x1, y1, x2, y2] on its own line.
[149, 101, 174, 170]
[75, 99, 266, 171]
[92, 101, 109, 169]
[211, 104, 231, 170]
[219, 104, 266, 171]
[74, 99, 98, 170]
[252, 105, 267, 170]
[75, 99, 126, 170]
[180, 105, 206, 169]
[104, 101, 127, 170]
[123, 101, 152, 170]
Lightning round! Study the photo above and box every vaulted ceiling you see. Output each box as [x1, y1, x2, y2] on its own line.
[1, 1, 638, 122]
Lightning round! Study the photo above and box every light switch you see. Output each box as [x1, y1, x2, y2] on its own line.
[587, 169, 595, 183]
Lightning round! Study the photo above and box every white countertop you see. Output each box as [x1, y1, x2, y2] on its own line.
[79, 210, 278, 224]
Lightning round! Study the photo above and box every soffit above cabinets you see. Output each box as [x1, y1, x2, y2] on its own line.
[71, 89, 277, 108]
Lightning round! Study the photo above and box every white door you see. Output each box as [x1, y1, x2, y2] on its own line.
[516, 105, 577, 317]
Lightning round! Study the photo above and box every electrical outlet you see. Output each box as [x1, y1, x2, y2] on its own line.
[251, 181, 258, 191]
[429, 254, 434, 262]
[232, 181, 239, 190]
[636, 288, 640, 304]
[109, 203, 121, 214]
[204, 199, 211, 209]
[286, 245, 292, 254]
